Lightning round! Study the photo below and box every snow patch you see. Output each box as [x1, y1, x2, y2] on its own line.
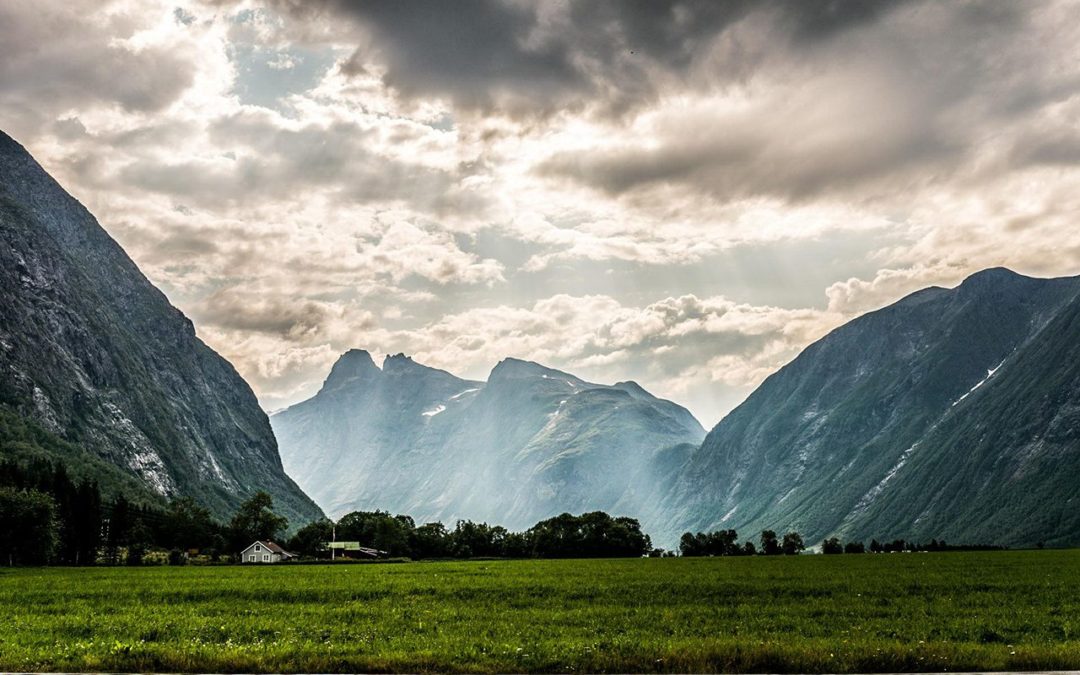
[720, 506, 738, 523]
[422, 404, 446, 417]
[545, 400, 570, 422]
[951, 359, 1006, 407]
[101, 402, 176, 496]
[203, 450, 228, 484]
[449, 387, 480, 400]
[130, 450, 172, 495]
[851, 442, 920, 515]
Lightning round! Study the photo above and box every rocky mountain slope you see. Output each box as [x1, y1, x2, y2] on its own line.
[662, 268, 1080, 546]
[272, 351, 704, 531]
[0, 130, 322, 526]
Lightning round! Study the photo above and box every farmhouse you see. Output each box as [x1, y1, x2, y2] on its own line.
[241, 540, 296, 563]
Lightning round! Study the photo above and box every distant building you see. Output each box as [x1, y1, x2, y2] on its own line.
[325, 541, 386, 559]
[241, 540, 296, 563]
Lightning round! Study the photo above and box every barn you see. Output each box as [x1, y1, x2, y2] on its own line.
[325, 541, 386, 559]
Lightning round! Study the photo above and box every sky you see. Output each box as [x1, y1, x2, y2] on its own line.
[3, 0, 1080, 426]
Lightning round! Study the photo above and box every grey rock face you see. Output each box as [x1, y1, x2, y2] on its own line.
[0, 130, 322, 526]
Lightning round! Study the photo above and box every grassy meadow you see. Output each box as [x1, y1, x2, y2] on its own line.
[0, 550, 1078, 673]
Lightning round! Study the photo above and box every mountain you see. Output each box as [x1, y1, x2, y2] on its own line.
[0, 130, 322, 527]
[662, 268, 1080, 547]
[271, 351, 705, 532]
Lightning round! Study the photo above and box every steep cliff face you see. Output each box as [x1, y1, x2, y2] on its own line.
[272, 352, 704, 531]
[0, 130, 322, 526]
[662, 268, 1080, 546]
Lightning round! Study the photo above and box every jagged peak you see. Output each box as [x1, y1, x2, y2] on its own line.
[382, 352, 433, 374]
[320, 349, 380, 392]
[380, 353, 479, 387]
[384, 352, 416, 369]
[488, 357, 582, 383]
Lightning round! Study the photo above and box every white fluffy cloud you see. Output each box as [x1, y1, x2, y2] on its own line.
[4, 0, 1080, 422]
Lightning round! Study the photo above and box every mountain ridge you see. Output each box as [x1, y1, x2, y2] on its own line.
[0, 129, 322, 527]
[272, 351, 705, 532]
[660, 266, 1080, 546]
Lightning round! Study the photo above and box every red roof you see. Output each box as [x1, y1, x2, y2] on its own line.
[251, 540, 294, 556]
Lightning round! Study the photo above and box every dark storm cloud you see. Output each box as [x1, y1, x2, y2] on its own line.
[271, 0, 916, 116]
[533, 2, 1064, 203]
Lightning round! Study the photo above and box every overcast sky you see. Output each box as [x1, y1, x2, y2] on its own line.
[4, 0, 1080, 425]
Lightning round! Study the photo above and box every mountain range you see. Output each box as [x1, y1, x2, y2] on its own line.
[277, 268, 1080, 548]
[0, 130, 321, 526]
[3, 126, 1079, 550]
[271, 351, 705, 532]
[663, 268, 1080, 547]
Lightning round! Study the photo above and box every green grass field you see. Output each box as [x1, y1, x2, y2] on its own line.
[1, 551, 1079, 673]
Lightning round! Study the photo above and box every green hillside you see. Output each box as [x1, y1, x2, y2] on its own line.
[662, 268, 1080, 546]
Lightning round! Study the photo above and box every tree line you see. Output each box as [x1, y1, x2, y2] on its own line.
[0, 456, 1008, 566]
[287, 510, 653, 560]
[679, 529, 806, 556]
[0, 458, 295, 565]
[823, 537, 1006, 554]
[0, 456, 654, 564]
[679, 527, 1008, 556]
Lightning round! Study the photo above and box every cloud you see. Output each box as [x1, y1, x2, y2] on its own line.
[262, 0, 918, 119]
[356, 222, 504, 285]
[5, 0, 1080, 426]
[303, 292, 844, 424]
[0, 1, 197, 122]
[825, 264, 971, 315]
[533, 2, 1057, 206]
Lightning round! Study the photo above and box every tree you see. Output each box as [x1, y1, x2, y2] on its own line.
[288, 519, 334, 558]
[527, 512, 651, 558]
[69, 479, 102, 565]
[782, 532, 805, 555]
[0, 488, 57, 565]
[162, 497, 220, 551]
[760, 530, 781, 555]
[680, 529, 742, 557]
[451, 520, 508, 558]
[229, 491, 288, 552]
[679, 532, 704, 557]
[104, 494, 132, 564]
[844, 541, 866, 554]
[410, 522, 451, 559]
[126, 517, 151, 566]
[336, 510, 414, 557]
[822, 537, 843, 554]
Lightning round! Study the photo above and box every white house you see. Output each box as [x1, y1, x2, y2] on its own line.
[240, 540, 295, 563]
